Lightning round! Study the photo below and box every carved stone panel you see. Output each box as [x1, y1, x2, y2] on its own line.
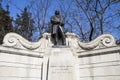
[48, 48, 76, 80]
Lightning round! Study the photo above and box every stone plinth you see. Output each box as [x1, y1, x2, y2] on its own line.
[48, 48, 76, 80]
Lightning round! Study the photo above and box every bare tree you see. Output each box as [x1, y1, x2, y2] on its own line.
[57, 0, 74, 32]
[74, 0, 120, 41]
[2, 0, 120, 42]
[57, 0, 91, 41]
[28, 0, 52, 38]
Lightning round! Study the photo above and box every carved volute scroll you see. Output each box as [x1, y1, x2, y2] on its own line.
[2, 32, 116, 52]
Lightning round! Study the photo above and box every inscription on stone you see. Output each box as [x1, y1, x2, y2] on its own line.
[50, 66, 73, 73]
[48, 49, 75, 80]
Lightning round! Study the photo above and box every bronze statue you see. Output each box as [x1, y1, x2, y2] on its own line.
[50, 10, 66, 45]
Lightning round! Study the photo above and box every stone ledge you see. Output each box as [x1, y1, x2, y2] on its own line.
[77, 46, 120, 58]
[2, 32, 117, 52]
[0, 46, 44, 58]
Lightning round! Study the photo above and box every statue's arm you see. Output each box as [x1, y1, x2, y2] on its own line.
[60, 18, 64, 26]
[51, 16, 64, 26]
[51, 16, 59, 24]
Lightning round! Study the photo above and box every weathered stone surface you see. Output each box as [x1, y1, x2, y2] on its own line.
[2, 32, 116, 52]
[78, 52, 120, 80]
[0, 32, 120, 80]
[47, 48, 77, 80]
[0, 50, 43, 80]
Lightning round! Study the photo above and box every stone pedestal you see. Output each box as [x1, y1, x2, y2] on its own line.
[47, 48, 77, 80]
[0, 32, 120, 80]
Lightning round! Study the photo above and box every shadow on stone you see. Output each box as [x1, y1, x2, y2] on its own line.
[52, 45, 68, 48]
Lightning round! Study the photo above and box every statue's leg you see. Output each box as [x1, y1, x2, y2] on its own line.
[62, 33, 66, 45]
[59, 29, 66, 45]
[54, 34, 57, 45]
[55, 26, 60, 45]
[52, 34, 57, 45]
[56, 32, 59, 45]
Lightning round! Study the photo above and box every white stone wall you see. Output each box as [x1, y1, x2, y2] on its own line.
[0, 32, 120, 80]
[78, 47, 120, 80]
[0, 47, 43, 80]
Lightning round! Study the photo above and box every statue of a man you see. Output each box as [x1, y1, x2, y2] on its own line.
[50, 10, 66, 45]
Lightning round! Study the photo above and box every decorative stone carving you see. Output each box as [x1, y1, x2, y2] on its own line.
[78, 34, 116, 50]
[2, 33, 53, 51]
[0, 32, 119, 80]
[65, 33, 116, 51]
[2, 32, 116, 52]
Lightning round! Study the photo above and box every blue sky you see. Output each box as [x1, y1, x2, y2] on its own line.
[2, 0, 59, 19]
[1, 0, 120, 41]
[2, 0, 29, 19]
[1, 0, 62, 41]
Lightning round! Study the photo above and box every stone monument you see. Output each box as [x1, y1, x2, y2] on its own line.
[0, 13, 120, 80]
[0, 32, 120, 80]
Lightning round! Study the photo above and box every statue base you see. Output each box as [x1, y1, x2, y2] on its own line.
[47, 48, 77, 80]
[52, 45, 68, 48]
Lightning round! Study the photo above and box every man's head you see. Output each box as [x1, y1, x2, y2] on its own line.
[55, 10, 60, 15]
